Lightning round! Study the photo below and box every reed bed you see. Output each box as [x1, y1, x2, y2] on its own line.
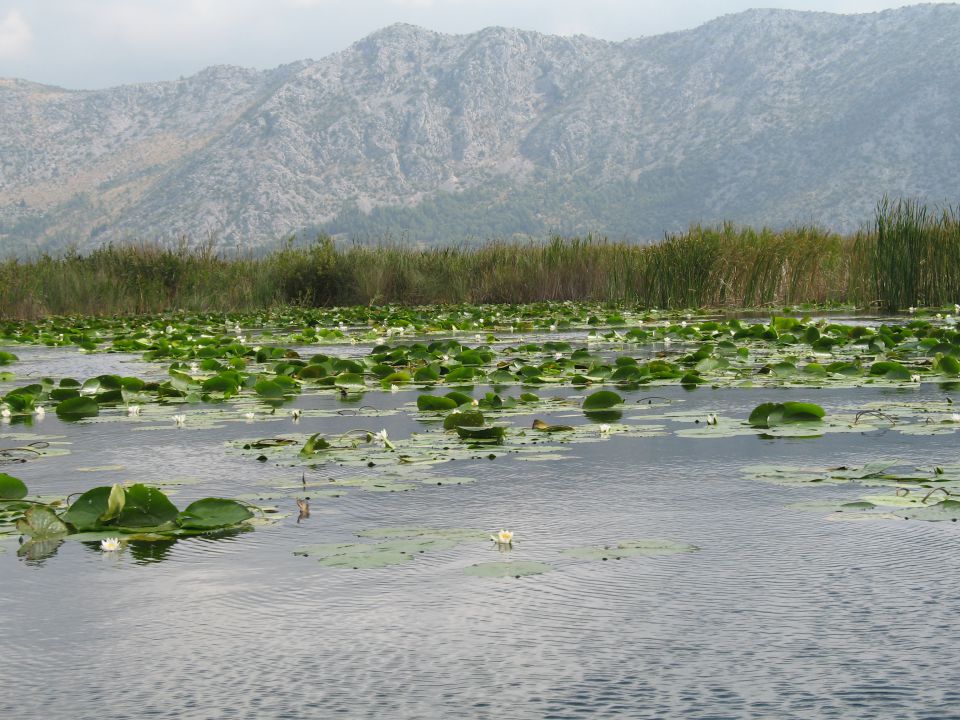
[1, 200, 957, 319]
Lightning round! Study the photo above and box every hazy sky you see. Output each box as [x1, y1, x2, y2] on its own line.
[0, 1, 952, 89]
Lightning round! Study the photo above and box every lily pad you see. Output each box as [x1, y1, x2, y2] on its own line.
[16, 505, 69, 539]
[177, 498, 253, 529]
[114, 484, 179, 528]
[463, 560, 554, 578]
[895, 499, 960, 522]
[417, 395, 458, 412]
[0, 472, 28, 500]
[294, 538, 459, 568]
[561, 539, 699, 560]
[455, 425, 506, 442]
[582, 390, 623, 410]
[55, 396, 99, 419]
[356, 526, 486, 540]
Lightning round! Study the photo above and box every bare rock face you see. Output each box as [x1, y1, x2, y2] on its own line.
[2, 5, 959, 251]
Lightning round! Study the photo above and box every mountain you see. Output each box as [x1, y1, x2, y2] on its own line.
[2, 4, 959, 252]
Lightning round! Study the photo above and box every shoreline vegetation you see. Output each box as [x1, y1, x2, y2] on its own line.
[1, 198, 957, 320]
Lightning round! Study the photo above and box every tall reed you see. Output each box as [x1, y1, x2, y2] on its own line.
[874, 197, 960, 310]
[1, 200, 957, 319]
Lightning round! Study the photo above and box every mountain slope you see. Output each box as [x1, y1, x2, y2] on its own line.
[1, 4, 959, 251]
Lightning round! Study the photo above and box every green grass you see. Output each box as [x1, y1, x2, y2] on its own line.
[1, 199, 957, 319]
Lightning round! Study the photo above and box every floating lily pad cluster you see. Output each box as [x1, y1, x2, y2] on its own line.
[294, 526, 700, 576]
[0, 472, 260, 562]
[744, 461, 960, 522]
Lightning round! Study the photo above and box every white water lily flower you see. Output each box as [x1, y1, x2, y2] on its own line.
[172, 414, 186, 426]
[549, 324, 557, 332]
[936, 314, 943, 320]
[663, 336, 672, 345]
[189, 362, 200, 373]
[100, 538, 121, 552]
[372, 429, 394, 449]
[127, 405, 141, 415]
[910, 374, 921, 383]
[236, 335, 247, 344]
[165, 325, 174, 334]
[680, 320, 688, 328]
[952, 414, 960, 423]
[291, 409, 302, 420]
[908, 306, 916, 314]
[234, 323, 242, 334]
[955, 304, 960, 314]
[491, 529, 514, 546]
[0, 406, 10, 418]
[471, 398, 479, 407]
[390, 384, 400, 393]
[474, 334, 483, 342]
[34, 405, 45, 418]
[599, 424, 611, 435]
[243, 412, 255, 420]
[554, 352, 563, 360]
[706, 413, 719, 426]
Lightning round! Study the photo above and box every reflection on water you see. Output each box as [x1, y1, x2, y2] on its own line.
[2, 351, 960, 718]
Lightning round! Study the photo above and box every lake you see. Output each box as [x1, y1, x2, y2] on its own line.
[2, 310, 959, 718]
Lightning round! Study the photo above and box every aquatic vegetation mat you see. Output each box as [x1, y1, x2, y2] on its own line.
[5, 303, 960, 565]
[0, 473, 268, 563]
[744, 461, 960, 522]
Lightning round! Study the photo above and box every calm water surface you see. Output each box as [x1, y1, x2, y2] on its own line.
[2, 345, 959, 719]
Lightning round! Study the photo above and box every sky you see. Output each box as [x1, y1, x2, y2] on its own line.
[0, 1, 952, 89]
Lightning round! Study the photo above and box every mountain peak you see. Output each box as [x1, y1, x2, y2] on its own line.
[361, 22, 440, 44]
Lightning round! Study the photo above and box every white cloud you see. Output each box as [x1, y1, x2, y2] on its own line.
[0, 8, 32, 59]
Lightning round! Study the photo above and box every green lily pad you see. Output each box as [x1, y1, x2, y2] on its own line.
[455, 425, 506, 442]
[442, 411, 485, 430]
[114, 484, 179, 528]
[749, 401, 824, 428]
[417, 395, 458, 411]
[62, 485, 111, 530]
[0, 472, 28, 500]
[177, 498, 253, 529]
[299, 432, 331, 456]
[334, 372, 366, 391]
[55, 396, 99, 419]
[582, 390, 623, 410]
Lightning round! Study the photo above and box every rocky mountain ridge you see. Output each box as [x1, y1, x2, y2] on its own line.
[1, 4, 958, 252]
